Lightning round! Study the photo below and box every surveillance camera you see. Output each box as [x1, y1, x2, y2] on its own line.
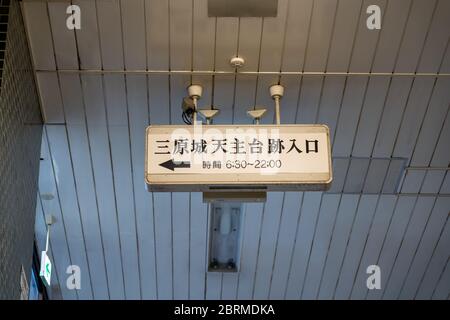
[182, 96, 195, 113]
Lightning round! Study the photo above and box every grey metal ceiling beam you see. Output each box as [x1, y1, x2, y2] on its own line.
[35, 69, 450, 77]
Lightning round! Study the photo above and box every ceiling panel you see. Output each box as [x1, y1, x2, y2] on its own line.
[34, 196, 61, 300]
[189, 192, 208, 299]
[96, 0, 124, 70]
[146, 0, 169, 70]
[416, 219, 449, 299]
[44, 125, 94, 299]
[301, 193, 341, 299]
[236, 202, 264, 299]
[73, 0, 102, 69]
[80, 74, 126, 299]
[48, 2, 78, 69]
[382, 196, 436, 299]
[253, 192, 285, 299]
[318, 194, 360, 299]
[269, 192, 304, 299]
[285, 191, 322, 298]
[22, 0, 450, 300]
[333, 194, 379, 299]
[398, 196, 449, 299]
[126, 74, 157, 300]
[21, 2, 55, 70]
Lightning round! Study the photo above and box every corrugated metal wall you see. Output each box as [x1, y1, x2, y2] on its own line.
[0, 0, 42, 300]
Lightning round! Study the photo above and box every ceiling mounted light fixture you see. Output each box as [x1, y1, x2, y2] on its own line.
[208, 202, 244, 272]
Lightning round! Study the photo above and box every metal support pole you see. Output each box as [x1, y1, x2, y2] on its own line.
[45, 226, 50, 253]
[274, 96, 281, 125]
[270, 85, 284, 125]
[192, 96, 198, 124]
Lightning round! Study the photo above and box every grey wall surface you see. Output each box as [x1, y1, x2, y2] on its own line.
[0, 0, 42, 299]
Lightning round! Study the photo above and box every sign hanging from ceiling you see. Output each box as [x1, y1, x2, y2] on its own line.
[145, 124, 332, 192]
[39, 251, 52, 287]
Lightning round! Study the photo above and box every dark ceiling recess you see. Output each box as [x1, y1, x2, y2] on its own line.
[208, 0, 278, 17]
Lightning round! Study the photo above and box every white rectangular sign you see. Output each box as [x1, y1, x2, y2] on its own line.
[145, 124, 332, 192]
[39, 251, 51, 287]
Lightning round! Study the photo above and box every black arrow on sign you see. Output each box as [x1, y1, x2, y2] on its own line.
[159, 159, 191, 171]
